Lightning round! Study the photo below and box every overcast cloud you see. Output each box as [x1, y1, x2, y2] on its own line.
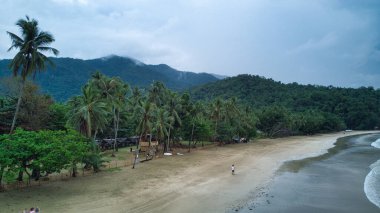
[0, 0, 379, 88]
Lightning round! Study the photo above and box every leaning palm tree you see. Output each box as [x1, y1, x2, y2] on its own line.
[7, 16, 59, 133]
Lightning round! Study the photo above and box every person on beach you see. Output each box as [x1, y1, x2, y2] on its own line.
[232, 164, 235, 175]
[29, 207, 35, 213]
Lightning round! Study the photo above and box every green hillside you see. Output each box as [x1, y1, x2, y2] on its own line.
[0, 55, 218, 101]
[190, 74, 380, 130]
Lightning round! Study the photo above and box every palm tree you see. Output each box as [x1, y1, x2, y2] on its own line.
[166, 92, 182, 149]
[153, 108, 172, 152]
[90, 72, 129, 155]
[67, 85, 109, 139]
[136, 101, 155, 143]
[148, 81, 167, 107]
[210, 98, 224, 141]
[7, 16, 59, 133]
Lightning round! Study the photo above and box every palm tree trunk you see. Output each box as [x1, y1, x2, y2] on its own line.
[87, 112, 92, 138]
[189, 122, 195, 152]
[167, 127, 171, 152]
[93, 130, 98, 142]
[112, 108, 119, 156]
[214, 120, 218, 142]
[10, 80, 24, 134]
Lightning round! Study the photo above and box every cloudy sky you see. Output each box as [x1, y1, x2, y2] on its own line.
[1, 0, 379, 88]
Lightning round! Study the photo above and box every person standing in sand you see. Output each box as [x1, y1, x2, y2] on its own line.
[232, 164, 235, 175]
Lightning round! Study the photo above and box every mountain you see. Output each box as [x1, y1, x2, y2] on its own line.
[190, 74, 380, 130]
[210, 73, 229, 79]
[0, 55, 218, 101]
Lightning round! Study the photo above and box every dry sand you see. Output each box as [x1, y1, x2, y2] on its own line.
[0, 131, 377, 213]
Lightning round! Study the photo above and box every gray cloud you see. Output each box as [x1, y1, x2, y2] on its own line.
[0, 0, 379, 88]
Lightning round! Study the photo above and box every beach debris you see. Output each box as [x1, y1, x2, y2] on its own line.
[177, 153, 184, 155]
[164, 152, 172, 156]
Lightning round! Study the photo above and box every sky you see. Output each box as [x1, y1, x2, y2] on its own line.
[0, 0, 379, 88]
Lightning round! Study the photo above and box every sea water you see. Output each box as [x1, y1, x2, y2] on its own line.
[365, 140, 380, 208]
[371, 138, 380, 149]
[238, 133, 380, 213]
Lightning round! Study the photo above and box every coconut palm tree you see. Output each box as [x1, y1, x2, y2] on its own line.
[67, 85, 109, 139]
[153, 108, 172, 152]
[7, 16, 59, 133]
[90, 72, 129, 155]
[136, 101, 155, 143]
[210, 98, 224, 141]
[148, 81, 167, 107]
[165, 92, 182, 149]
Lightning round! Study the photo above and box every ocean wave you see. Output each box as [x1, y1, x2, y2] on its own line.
[371, 139, 380, 149]
[370, 160, 380, 170]
[364, 164, 380, 208]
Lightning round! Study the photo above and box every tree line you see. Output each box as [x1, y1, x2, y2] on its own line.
[190, 74, 380, 131]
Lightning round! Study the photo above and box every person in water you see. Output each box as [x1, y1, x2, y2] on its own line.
[232, 164, 235, 175]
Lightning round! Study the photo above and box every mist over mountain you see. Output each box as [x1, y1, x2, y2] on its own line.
[0, 55, 218, 101]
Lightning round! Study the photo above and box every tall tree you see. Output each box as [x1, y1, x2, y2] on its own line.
[90, 72, 129, 155]
[210, 98, 224, 141]
[67, 85, 109, 139]
[148, 81, 167, 107]
[7, 16, 59, 133]
[136, 101, 155, 142]
[166, 92, 182, 149]
[153, 108, 172, 152]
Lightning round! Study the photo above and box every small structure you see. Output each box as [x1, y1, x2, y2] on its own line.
[139, 135, 159, 160]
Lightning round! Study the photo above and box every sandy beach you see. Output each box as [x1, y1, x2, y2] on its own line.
[0, 131, 377, 213]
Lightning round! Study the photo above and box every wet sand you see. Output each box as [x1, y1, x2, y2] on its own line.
[0, 131, 377, 213]
[240, 133, 380, 213]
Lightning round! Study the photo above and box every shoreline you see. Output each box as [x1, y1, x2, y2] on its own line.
[244, 132, 380, 212]
[0, 131, 378, 212]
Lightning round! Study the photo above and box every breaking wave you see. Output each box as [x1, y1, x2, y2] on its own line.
[364, 139, 380, 208]
[371, 139, 380, 149]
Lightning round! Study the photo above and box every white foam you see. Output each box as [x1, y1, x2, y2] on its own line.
[364, 164, 380, 208]
[371, 139, 380, 149]
[370, 160, 380, 170]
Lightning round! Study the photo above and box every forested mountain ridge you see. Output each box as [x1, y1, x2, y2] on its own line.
[190, 74, 380, 130]
[0, 55, 218, 101]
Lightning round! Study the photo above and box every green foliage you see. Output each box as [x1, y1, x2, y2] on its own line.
[1, 80, 60, 133]
[0, 128, 94, 183]
[66, 84, 109, 138]
[191, 74, 380, 131]
[6, 16, 59, 81]
[257, 106, 292, 137]
[192, 117, 213, 142]
[47, 103, 69, 130]
[17, 83, 54, 131]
